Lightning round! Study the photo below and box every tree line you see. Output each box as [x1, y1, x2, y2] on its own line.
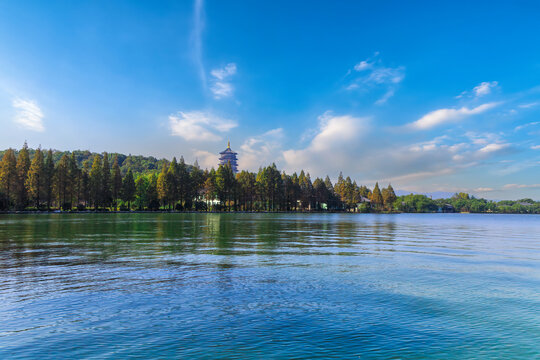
[1, 144, 539, 213]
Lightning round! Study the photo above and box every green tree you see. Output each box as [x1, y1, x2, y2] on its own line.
[26, 148, 45, 208]
[313, 178, 329, 210]
[190, 160, 205, 210]
[177, 156, 191, 209]
[101, 153, 112, 209]
[147, 173, 159, 210]
[237, 170, 256, 211]
[202, 169, 216, 211]
[111, 154, 123, 210]
[216, 164, 236, 211]
[134, 175, 148, 210]
[44, 149, 55, 210]
[89, 155, 103, 209]
[167, 157, 179, 209]
[80, 160, 91, 208]
[121, 169, 136, 210]
[69, 152, 80, 208]
[0, 149, 17, 209]
[157, 163, 169, 209]
[382, 184, 397, 210]
[371, 182, 383, 209]
[55, 155, 71, 209]
[15, 142, 31, 209]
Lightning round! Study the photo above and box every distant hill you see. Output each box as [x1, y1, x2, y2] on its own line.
[395, 190, 455, 199]
[0, 148, 179, 176]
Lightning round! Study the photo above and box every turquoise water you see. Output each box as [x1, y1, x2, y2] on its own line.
[0, 213, 539, 359]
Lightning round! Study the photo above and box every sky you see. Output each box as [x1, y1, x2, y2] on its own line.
[1, 0, 540, 199]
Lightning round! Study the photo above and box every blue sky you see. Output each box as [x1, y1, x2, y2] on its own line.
[1, 0, 540, 199]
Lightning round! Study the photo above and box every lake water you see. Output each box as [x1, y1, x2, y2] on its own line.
[0, 213, 539, 359]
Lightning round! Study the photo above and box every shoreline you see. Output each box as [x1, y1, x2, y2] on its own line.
[0, 210, 534, 215]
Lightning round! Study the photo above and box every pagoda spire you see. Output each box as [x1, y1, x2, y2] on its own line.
[227, 140, 230, 149]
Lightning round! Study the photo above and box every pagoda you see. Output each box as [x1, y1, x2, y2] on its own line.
[218, 141, 239, 173]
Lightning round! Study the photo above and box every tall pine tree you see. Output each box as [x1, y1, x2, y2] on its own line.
[26, 148, 45, 208]
[371, 182, 383, 209]
[15, 142, 31, 209]
[101, 153, 112, 209]
[0, 149, 17, 209]
[44, 149, 55, 210]
[111, 154, 122, 210]
[89, 155, 103, 209]
[121, 169, 136, 210]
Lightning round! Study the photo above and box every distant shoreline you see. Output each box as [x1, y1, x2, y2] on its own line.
[0, 210, 536, 215]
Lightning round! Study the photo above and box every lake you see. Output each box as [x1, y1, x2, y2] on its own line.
[0, 213, 539, 359]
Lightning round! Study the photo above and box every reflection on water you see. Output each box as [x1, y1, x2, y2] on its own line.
[0, 213, 539, 359]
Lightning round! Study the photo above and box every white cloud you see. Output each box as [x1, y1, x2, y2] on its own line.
[239, 128, 284, 170]
[169, 111, 237, 141]
[192, 149, 218, 170]
[12, 98, 44, 132]
[475, 187, 495, 192]
[209, 63, 237, 99]
[518, 102, 539, 109]
[473, 81, 498, 97]
[531, 145, 540, 150]
[409, 103, 499, 130]
[477, 143, 510, 154]
[283, 112, 370, 173]
[210, 82, 233, 98]
[354, 60, 372, 71]
[347, 53, 405, 104]
[514, 121, 540, 131]
[375, 88, 395, 105]
[210, 63, 236, 80]
[271, 111, 519, 192]
[465, 131, 502, 145]
[503, 183, 540, 189]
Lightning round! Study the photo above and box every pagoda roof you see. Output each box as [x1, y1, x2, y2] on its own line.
[219, 148, 237, 155]
[219, 141, 237, 154]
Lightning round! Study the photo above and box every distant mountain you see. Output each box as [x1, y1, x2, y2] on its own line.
[395, 190, 455, 199]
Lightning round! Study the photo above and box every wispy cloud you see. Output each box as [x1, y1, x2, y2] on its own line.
[192, 149, 219, 169]
[209, 63, 237, 99]
[514, 121, 540, 131]
[503, 183, 540, 189]
[456, 81, 499, 99]
[169, 111, 237, 141]
[473, 81, 498, 97]
[191, 0, 206, 85]
[531, 145, 540, 150]
[12, 98, 44, 132]
[477, 142, 510, 155]
[408, 103, 499, 130]
[347, 53, 405, 105]
[239, 128, 284, 169]
[475, 187, 495, 192]
[518, 101, 539, 109]
[283, 112, 371, 173]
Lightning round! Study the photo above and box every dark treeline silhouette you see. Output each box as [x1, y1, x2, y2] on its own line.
[1, 144, 539, 213]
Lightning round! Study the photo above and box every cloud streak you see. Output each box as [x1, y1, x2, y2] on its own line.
[347, 53, 405, 104]
[456, 81, 499, 99]
[210, 63, 237, 99]
[169, 111, 237, 141]
[239, 128, 284, 169]
[12, 98, 44, 132]
[409, 103, 499, 130]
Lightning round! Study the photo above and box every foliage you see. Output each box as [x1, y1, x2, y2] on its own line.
[1, 144, 539, 213]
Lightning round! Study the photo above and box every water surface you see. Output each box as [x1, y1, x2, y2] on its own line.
[1, 213, 539, 359]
